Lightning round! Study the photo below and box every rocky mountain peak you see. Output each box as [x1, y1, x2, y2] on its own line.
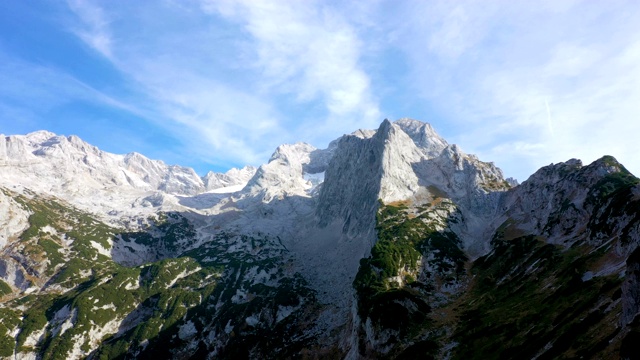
[377, 121, 424, 203]
[22, 129, 57, 143]
[244, 142, 320, 201]
[351, 128, 376, 139]
[493, 155, 640, 253]
[591, 155, 632, 176]
[203, 165, 257, 191]
[314, 118, 500, 244]
[520, 155, 629, 193]
[268, 142, 316, 165]
[376, 118, 393, 135]
[394, 117, 449, 158]
[0, 130, 207, 223]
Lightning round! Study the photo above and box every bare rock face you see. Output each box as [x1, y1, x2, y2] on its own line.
[0, 259, 31, 292]
[316, 120, 386, 237]
[244, 142, 319, 201]
[0, 120, 511, 347]
[317, 119, 507, 235]
[494, 156, 639, 250]
[0, 132, 207, 222]
[122, 152, 204, 195]
[377, 120, 424, 203]
[0, 189, 30, 249]
[0, 189, 32, 293]
[203, 166, 257, 191]
[394, 118, 449, 158]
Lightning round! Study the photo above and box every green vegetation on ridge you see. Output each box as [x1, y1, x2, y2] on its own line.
[1, 189, 320, 359]
[353, 199, 467, 357]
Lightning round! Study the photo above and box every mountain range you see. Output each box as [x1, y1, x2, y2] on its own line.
[1, 118, 639, 359]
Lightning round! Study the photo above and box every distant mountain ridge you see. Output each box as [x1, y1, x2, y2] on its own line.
[0, 130, 258, 193]
[1, 119, 639, 359]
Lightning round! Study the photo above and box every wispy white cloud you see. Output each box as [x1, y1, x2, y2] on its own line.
[0, 50, 130, 120]
[0, 49, 162, 160]
[21, 0, 639, 180]
[64, 0, 382, 168]
[202, 0, 381, 136]
[66, 0, 113, 58]
[63, 0, 287, 167]
[390, 0, 640, 180]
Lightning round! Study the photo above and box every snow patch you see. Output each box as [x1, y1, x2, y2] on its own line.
[303, 171, 325, 192]
[67, 333, 85, 360]
[41, 225, 57, 234]
[51, 305, 76, 337]
[97, 275, 112, 286]
[59, 311, 76, 337]
[86, 317, 121, 353]
[79, 268, 92, 279]
[14, 352, 38, 360]
[208, 183, 246, 194]
[23, 324, 46, 347]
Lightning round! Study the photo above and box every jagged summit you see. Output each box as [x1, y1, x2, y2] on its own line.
[203, 165, 257, 192]
[0, 131, 259, 222]
[394, 118, 449, 157]
[1, 120, 507, 226]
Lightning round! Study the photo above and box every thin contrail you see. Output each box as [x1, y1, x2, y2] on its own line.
[545, 99, 554, 137]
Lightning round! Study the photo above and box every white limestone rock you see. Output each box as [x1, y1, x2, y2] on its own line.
[0, 188, 30, 250]
[0, 131, 206, 223]
[203, 165, 257, 191]
[394, 117, 449, 158]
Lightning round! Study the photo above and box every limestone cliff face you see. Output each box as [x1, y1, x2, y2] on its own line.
[203, 166, 257, 191]
[244, 142, 316, 201]
[353, 153, 640, 359]
[394, 118, 449, 158]
[316, 120, 385, 237]
[316, 119, 508, 238]
[377, 120, 424, 203]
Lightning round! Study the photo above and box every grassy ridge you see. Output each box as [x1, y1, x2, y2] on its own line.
[353, 199, 466, 357]
[2, 190, 319, 359]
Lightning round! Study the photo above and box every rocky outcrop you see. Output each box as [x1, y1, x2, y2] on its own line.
[203, 165, 257, 191]
[0, 188, 30, 249]
[316, 120, 386, 237]
[394, 118, 449, 158]
[316, 119, 506, 236]
[494, 156, 640, 250]
[244, 142, 318, 201]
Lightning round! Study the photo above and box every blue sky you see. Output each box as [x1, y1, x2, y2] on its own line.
[1, 0, 639, 180]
